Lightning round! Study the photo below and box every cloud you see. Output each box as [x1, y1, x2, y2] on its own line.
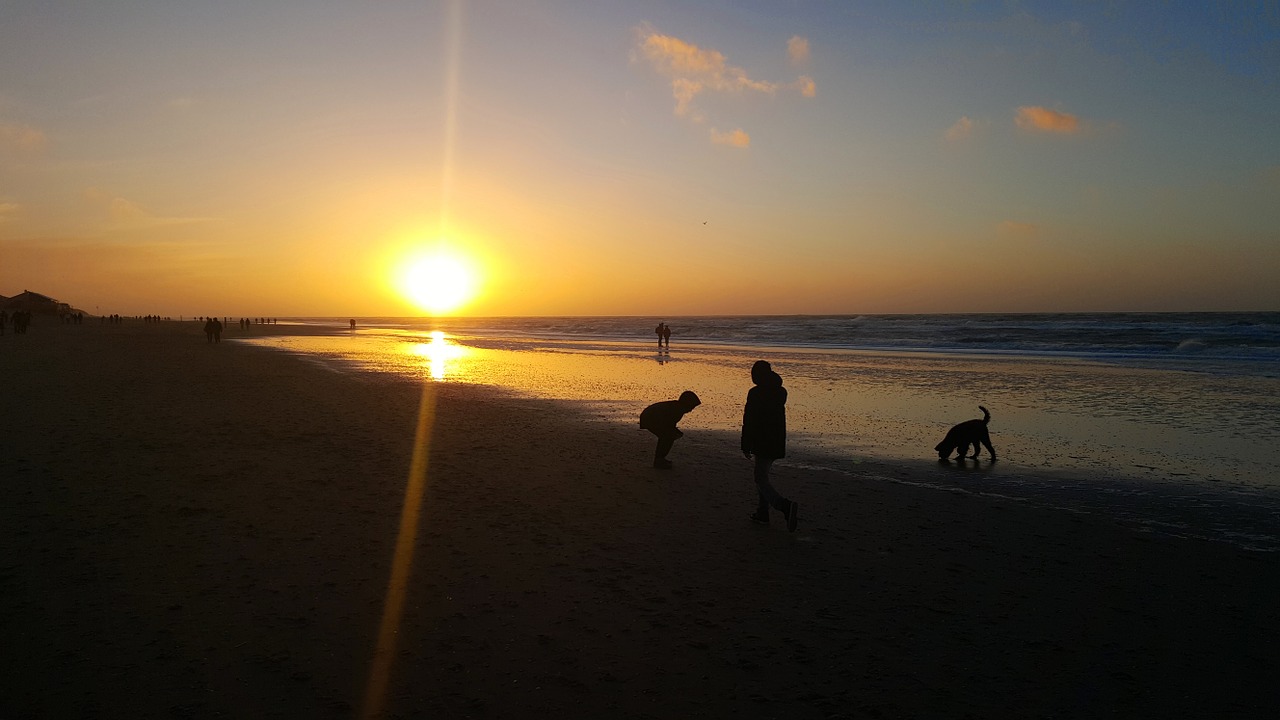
[710, 128, 750, 148]
[1015, 106, 1081, 134]
[997, 220, 1041, 240]
[0, 122, 47, 154]
[634, 25, 815, 144]
[788, 36, 810, 66]
[0, 201, 18, 222]
[637, 30, 781, 107]
[945, 116, 975, 142]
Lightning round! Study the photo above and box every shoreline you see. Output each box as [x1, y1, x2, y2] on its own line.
[2, 320, 1278, 718]
[236, 321, 1280, 551]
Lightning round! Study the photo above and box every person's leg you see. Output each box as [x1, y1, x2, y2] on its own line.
[653, 431, 677, 467]
[755, 456, 798, 530]
[753, 457, 788, 511]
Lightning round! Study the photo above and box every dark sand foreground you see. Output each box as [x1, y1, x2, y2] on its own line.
[2, 321, 1277, 719]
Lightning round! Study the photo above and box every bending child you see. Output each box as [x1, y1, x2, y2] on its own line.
[639, 390, 701, 469]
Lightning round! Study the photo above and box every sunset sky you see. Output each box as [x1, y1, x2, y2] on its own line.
[2, 1, 1278, 316]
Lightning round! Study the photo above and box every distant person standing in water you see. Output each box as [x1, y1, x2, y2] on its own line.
[350, 318, 356, 330]
[655, 322, 665, 350]
[742, 360, 798, 531]
[662, 323, 671, 349]
[639, 390, 701, 469]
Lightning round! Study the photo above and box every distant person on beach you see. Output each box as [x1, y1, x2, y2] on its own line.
[203, 317, 215, 343]
[655, 322, 664, 349]
[742, 360, 798, 531]
[350, 319, 356, 330]
[662, 323, 671, 349]
[639, 390, 701, 469]
[213, 317, 223, 342]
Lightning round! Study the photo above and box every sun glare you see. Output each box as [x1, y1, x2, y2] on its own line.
[397, 249, 479, 315]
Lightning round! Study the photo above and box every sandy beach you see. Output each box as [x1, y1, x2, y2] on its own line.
[2, 320, 1278, 719]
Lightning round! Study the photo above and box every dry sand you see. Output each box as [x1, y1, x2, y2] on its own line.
[1, 320, 1277, 719]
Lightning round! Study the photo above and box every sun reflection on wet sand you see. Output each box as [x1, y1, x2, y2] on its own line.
[409, 330, 468, 380]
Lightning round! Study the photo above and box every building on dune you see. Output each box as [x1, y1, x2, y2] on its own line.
[0, 290, 78, 316]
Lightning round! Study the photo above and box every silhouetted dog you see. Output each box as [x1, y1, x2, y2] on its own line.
[935, 406, 996, 461]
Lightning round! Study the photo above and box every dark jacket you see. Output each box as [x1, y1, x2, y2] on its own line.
[640, 400, 690, 433]
[741, 370, 787, 459]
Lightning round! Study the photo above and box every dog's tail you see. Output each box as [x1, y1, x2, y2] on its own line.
[979, 405, 990, 424]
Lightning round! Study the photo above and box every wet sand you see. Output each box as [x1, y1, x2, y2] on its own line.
[1, 320, 1277, 718]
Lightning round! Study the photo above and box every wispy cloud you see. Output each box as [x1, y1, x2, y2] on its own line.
[0, 201, 19, 222]
[788, 36, 810, 66]
[0, 122, 47, 154]
[84, 187, 216, 228]
[945, 116, 975, 142]
[710, 128, 750, 148]
[637, 30, 780, 108]
[1015, 106, 1081, 134]
[634, 25, 815, 146]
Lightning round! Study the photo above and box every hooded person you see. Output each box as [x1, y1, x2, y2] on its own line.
[639, 390, 701, 469]
[741, 360, 798, 531]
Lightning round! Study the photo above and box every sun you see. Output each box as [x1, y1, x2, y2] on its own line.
[397, 248, 479, 315]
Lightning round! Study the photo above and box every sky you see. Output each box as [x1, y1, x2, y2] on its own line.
[2, 0, 1279, 317]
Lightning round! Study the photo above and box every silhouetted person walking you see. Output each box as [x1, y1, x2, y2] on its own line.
[655, 322, 665, 350]
[662, 323, 671, 349]
[742, 360, 798, 531]
[203, 317, 215, 343]
[639, 390, 701, 469]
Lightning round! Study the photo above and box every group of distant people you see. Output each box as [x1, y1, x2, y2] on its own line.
[203, 316, 224, 343]
[654, 322, 673, 350]
[237, 318, 274, 329]
[640, 359, 799, 532]
[193, 316, 279, 342]
[0, 310, 32, 335]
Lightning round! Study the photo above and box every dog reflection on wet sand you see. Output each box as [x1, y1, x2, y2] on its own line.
[935, 405, 997, 461]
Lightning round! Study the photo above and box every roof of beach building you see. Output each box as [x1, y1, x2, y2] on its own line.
[1, 290, 74, 313]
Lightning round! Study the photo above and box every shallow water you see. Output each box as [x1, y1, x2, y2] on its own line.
[238, 324, 1280, 550]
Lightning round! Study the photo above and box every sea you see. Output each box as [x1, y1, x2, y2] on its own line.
[238, 312, 1280, 551]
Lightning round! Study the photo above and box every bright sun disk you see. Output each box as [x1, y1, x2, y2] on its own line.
[398, 250, 478, 315]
